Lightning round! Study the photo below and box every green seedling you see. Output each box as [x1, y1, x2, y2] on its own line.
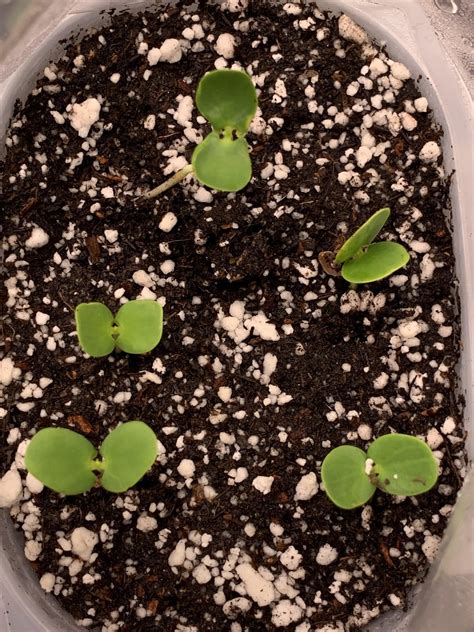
[321, 433, 438, 510]
[75, 299, 163, 357]
[144, 69, 258, 198]
[319, 208, 409, 283]
[25, 421, 158, 495]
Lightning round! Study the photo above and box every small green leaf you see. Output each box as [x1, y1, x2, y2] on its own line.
[192, 132, 252, 192]
[341, 241, 410, 283]
[321, 445, 376, 510]
[25, 428, 97, 495]
[99, 421, 158, 493]
[114, 300, 163, 354]
[367, 434, 438, 496]
[196, 69, 258, 135]
[75, 303, 115, 358]
[335, 208, 391, 264]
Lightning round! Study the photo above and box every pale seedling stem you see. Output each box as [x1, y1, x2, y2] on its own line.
[142, 164, 194, 200]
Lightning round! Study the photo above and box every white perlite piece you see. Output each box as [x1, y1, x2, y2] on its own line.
[235, 563, 275, 606]
[373, 372, 389, 390]
[218, 386, 232, 403]
[419, 141, 441, 163]
[25, 226, 49, 249]
[174, 99, 193, 132]
[246, 314, 280, 341]
[68, 97, 101, 138]
[71, 527, 99, 561]
[0, 357, 21, 386]
[137, 516, 158, 532]
[338, 14, 368, 45]
[356, 146, 372, 168]
[25, 541, 42, 562]
[271, 600, 303, 627]
[50, 110, 65, 125]
[280, 546, 302, 570]
[40, 573, 56, 593]
[148, 39, 182, 65]
[390, 61, 411, 81]
[160, 38, 182, 63]
[0, 469, 23, 508]
[224, 0, 248, 11]
[101, 186, 114, 198]
[109, 73, 121, 84]
[104, 229, 118, 243]
[35, 311, 50, 326]
[194, 187, 213, 203]
[132, 269, 154, 288]
[262, 352, 278, 384]
[177, 459, 195, 478]
[389, 594, 401, 607]
[441, 417, 456, 434]
[223, 597, 252, 618]
[192, 563, 212, 584]
[358, 424, 372, 441]
[168, 539, 187, 566]
[215, 33, 236, 59]
[421, 534, 441, 562]
[144, 114, 156, 130]
[414, 97, 429, 112]
[398, 320, 421, 339]
[218, 301, 280, 343]
[369, 58, 388, 78]
[252, 475, 274, 495]
[26, 472, 44, 494]
[294, 472, 318, 501]
[427, 428, 443, 449]
[316, 544, 338, 565]
[147, 47, 161, 65]
[159, 212, 178, 232]
[160, 260, 175, 275]
[400, 112, 417, 131]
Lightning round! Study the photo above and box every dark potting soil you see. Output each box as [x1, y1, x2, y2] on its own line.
[0, 1, 467, 630]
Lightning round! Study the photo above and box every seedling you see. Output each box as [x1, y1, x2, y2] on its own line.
[143, 69, 258, 198]
[321, 433, 438, 509]
[319, 208, 409, 283]
[75, 300, 163, 357]
[25, 421, 158, 495]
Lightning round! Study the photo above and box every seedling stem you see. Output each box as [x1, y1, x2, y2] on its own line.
[143, 164, 194, 200]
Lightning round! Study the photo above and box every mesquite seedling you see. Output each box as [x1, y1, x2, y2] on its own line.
[75, 300, 163, 357]
[25, 421, 158, 495]
[143, 68, 258, 198]
[319, 208, 410, 283]
[321, 433, 438, 509]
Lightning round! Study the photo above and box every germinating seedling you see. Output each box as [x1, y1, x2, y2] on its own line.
[321, 433, 438, 509]
[25, 421, 158, 495]
[319, 208, 409, 283]
[143, 68, 258, 198]
[75, 299, 163, 357]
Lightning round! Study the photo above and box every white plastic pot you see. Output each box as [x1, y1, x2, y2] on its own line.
[0, 1, 473, 631]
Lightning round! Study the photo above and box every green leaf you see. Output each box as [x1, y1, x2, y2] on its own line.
[321, 445, 376, 510]
[25, 428, 97, 495]
[99, 421, 158, 493]
[335, 208, 391, 264]
[192, 132, 252, 192]
[341, 241, 410, 283]
[196, 69, 258, 135]
[115, 300, 163, 354]
[75, 303, 115, 358]
[367, 433, 438, 496]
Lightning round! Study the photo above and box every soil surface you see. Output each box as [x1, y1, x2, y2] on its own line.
[0, 1, 467, 631]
